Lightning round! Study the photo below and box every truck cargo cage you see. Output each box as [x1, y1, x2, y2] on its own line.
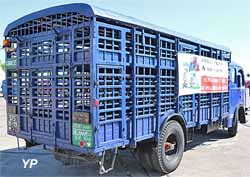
[4, 4, 241, 174]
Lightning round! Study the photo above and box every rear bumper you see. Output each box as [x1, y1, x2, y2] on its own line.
[10, 132, 128, 155]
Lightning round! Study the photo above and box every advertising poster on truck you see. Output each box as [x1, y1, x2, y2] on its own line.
[178, 53, 228, 96]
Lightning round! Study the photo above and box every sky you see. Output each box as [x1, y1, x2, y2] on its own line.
[0, 0, 249, 72]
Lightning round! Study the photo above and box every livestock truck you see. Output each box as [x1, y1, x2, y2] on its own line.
[3, 3, 246, 174]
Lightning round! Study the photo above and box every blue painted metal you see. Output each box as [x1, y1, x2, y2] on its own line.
[121, 27, 127, 143]
[155, 34, 161, 139]
[209, 48, 213, 124]
[91, 16, 98, 150]
[196, 45, 201, 127]
[131, 27, 137, 147]
[4, 3, 241, 155]
[1, 80, 7, 98]
[4, 4, 94, 36]
[228, 62, 246, 127]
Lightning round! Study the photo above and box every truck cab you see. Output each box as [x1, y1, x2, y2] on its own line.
[245, 75, 250, 111]
[229, 62, 246, 124]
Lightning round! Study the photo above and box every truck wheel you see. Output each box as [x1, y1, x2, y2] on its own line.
[156, 120, 185, 173]
[137, 120, 185, 174]
[137, 141, 155, 170]
[228, 116, 238, 137]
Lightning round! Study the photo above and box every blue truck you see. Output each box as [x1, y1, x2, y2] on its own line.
[3, 3, 246, 174]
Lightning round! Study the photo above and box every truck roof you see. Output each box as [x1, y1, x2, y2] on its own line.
[230, 61, 243, 68]
[4, 3, 231, 52]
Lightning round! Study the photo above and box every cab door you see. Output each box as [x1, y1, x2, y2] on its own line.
[229, 66, 245, 114]
[237, 69, 246, 106]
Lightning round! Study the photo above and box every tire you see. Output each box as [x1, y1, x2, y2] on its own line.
[239, 107, 246, 123]
[137, 120, 185, 174]
[228, 115, 238, 137]
[137, 142, 153, 169]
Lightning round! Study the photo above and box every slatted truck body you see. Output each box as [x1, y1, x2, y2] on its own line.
[4, 3, 246, 174]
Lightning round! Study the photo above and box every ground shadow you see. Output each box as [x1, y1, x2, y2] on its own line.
[185, 129, 236, 151]
[0, 145, 154, 177]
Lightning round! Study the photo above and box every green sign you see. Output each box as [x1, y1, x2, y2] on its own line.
[5, 58, 17, 70]
[72, 123, 93, 148]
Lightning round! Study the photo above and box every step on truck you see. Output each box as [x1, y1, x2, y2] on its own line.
[3, 3, 247, 174]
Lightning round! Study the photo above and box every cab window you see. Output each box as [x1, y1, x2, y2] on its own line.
[231, 68, 236, 83]
[237, 69, 245, 87]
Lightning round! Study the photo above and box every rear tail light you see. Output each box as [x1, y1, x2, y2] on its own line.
[94, 99, 99, 107]
[3, 39, 11, 48]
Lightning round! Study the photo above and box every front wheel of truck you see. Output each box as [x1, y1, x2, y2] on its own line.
[228, 115, 238, 137]
[137, 120, 185, 174]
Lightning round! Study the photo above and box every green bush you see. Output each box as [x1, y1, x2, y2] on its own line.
[0, 60, 5, 71]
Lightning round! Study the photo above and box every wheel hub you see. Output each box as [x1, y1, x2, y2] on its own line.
[164, 142, 175, 151]
[164, 134, 178, 160]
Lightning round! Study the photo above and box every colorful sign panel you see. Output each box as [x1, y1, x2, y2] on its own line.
[72, 123, 93, 148]
[5, 58, 17, 70]
[7, 105, 18, 134]
[178, 53, 228, 96]
[72, 112, 93, 148]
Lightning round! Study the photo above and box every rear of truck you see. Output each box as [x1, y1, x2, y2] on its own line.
[4, 9, 99, 154]
[4, 5, 133, 158]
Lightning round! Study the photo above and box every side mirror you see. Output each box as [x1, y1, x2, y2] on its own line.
[247, 73, 250, 77]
